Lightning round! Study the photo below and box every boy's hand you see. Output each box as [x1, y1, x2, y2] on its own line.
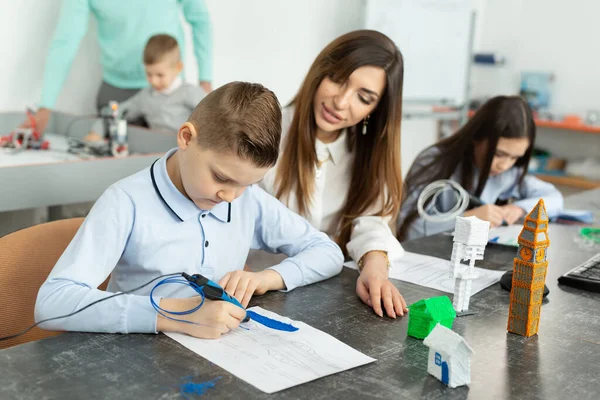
[218, 270, 285, 307]
[356, 253, 407, 318]
[500, 204, 526, 225]
[157, 297, 246, 339]
[464, 204, 505, 227]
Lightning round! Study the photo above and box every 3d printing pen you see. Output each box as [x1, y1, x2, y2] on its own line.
[182, 272, 250, 322]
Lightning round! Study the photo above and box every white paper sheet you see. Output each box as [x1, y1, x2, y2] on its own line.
[165, 306, 376, 394]
[487, 224, 523, 247]
[345, 251, 504, 295]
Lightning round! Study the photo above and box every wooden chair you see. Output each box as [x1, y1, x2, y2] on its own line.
[0, 218, 107, 349]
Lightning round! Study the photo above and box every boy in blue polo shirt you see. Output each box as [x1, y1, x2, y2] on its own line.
[35, 82, 343, 339]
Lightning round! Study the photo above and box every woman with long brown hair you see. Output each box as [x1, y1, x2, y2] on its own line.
[260, 30, 407, 318]
[397, 95, 563, 241]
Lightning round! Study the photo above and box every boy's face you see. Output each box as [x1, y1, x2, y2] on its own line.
[175, 123, 269, 210]
[145, 58, 183, 92]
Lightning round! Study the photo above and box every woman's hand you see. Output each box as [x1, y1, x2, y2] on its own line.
[355, 252, 407, 318]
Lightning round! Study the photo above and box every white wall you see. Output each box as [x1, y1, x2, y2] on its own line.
[0, 0, 102, 114]
[400, 0, 483, 176]
[0, 0, 363, 115]
[470, 0, 600, 160]
[471, 0, 600, 114]
[400, 119, 438, 176]
[200, 0, 364, 106]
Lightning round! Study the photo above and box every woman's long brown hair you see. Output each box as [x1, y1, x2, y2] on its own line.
[397, 96, 536, 241]
[274, 30, 404, 256]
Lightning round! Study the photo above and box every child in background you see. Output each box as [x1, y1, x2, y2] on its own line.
[398, 95, 563, 240]
[36, 82, 343, 339]
[118, 34, 206, 132]
[86, 34, 205, 141]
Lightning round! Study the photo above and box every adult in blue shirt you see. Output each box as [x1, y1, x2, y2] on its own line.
[28, 0, 213, 133]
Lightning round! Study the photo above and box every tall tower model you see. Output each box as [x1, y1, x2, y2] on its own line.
[507, 199, 550, 337]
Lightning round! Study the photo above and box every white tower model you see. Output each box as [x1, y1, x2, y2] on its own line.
[450, 216, 490, 312]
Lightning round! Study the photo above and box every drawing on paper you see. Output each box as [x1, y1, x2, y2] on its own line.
[165, 307, 375, 394]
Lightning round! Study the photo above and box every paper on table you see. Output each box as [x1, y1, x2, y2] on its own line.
[345, 251, 504, 295]
[165, 306, 376, 394]
[488, 224, 524, 246]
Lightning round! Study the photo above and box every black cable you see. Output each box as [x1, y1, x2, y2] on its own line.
[64, 115, 98, 139]
[0, 272, 182, 342]
[64, 115, 106, 156]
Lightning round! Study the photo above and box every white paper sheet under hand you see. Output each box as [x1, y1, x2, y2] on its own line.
[345, 251, 504, 295]
[165, 306, 376, 394]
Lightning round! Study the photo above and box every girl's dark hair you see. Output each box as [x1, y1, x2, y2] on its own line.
[398, 95, 536, 240]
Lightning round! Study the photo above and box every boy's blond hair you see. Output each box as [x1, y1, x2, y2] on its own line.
[187, 82, 282, 168]
[143, 34, 180, 65]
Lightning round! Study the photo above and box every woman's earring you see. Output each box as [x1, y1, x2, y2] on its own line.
[362, 115, 370, 135]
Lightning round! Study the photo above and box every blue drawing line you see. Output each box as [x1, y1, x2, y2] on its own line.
[179, 376, 221, 399]
[246, 310, 299, 332]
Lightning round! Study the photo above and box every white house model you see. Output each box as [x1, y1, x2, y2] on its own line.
[450, 216, 490, 312]
[423, 323, 475, 388]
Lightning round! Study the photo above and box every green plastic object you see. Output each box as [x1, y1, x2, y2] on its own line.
[407, 296, 457, 339]
[580, 228, 600, 244]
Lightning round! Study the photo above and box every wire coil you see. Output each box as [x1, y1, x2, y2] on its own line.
[417, 179, 470, 223]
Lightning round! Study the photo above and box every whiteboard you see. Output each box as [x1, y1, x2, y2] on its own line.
[365, 0, 474, 106]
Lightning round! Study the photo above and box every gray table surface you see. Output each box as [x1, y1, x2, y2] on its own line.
[563, 188, 600, 223]
[0, 112, 175, 213]
[1, 194, 599, 400]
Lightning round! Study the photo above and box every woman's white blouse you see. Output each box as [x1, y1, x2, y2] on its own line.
[260, 107, 404, 263]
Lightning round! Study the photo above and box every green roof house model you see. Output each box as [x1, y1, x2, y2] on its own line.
[408, 296, 457, 339]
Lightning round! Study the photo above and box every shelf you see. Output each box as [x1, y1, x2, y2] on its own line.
[534, 119, 600, 134]
[534, 174, 600, 190]
[467, 110, 600, 135]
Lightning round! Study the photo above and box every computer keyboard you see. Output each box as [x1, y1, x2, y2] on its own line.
[558, 253, 600, 293]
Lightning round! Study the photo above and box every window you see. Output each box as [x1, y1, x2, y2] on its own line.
[435, 352, 442, 366]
